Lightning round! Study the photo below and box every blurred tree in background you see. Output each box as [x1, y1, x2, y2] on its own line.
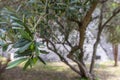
[104, 1, 120, 66]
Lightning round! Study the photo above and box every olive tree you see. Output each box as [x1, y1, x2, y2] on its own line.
[0, 0, 120, 80]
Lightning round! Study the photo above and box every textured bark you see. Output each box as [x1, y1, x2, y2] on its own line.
[76, 1, 99, 79]
[113, 44, 118, 66]
[90, 31, 101, 73]
[66, 2, 98, 79]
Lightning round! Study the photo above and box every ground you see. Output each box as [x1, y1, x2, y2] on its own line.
[94, 61, 120, 80]
[0, 61, 120, 80]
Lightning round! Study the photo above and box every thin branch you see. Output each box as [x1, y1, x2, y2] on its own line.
[62, 44, 69, 52]
[33, 14, 47, 31]
[90, 2, 104, 73]
[56, 20, 64, 29]
[67, 46, 79, 58]
[90, 4, 120, 74]
[56, 20, 73, 48]
[62, 58, 81, 76]
[82, 1, 98, 28]
[100, 6, 120, 40]
[52, 34, 70, 52]
[45, 39, 81, 76]
[68, 18, 81, 26]
[91, 15, 99, 21]
[101, 6, 120, 30]
[66, 40, 73, 48]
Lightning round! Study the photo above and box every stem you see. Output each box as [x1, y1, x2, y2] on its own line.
[90, 3, 104, 73]
[113, 44, 118, 66]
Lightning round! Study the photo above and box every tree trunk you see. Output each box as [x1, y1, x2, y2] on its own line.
[78, 62, 93, 80]
[113, 44, 118, 66]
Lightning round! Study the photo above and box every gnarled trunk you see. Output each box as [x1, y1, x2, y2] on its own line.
[78, 61, 93, 80]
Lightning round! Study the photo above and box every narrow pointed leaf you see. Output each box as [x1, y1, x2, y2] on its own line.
[6, 58, 27, 69]
[16, 42, 32, 53]
[37, 56, 46, 65]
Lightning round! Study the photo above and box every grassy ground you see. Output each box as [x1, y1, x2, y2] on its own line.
[0, 61, 120, 80]
[94, 61, 120, 80]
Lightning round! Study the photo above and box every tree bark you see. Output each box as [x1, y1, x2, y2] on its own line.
[113, 44, 118, 66]
[90, 30, 101, 74]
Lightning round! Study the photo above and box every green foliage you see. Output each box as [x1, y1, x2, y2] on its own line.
[6, 57, 27, 69]
[0, 0, 100, 71]
[104, 1, 120, 45]
[107, 26, 120, 44]
[0, 7, 47, 69]
[0, 0, 119, 79]
[0, 41, 9, 52]
[0, 0, 90, 70]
